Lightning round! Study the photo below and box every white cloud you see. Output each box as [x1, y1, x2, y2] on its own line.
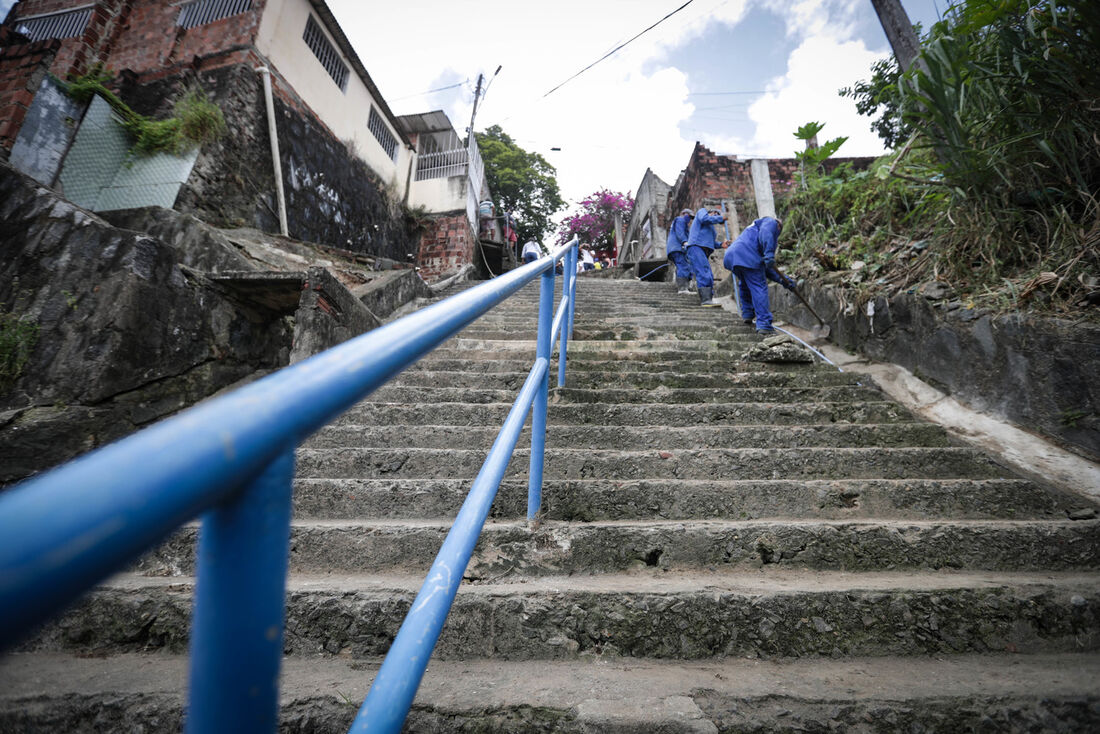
[739, 33, 889, 157]
[328, 0, 890, 218]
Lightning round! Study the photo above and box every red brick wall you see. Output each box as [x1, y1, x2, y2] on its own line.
[0, 35, 59, 157]
[5, 0, 266, 80]
[668, 142, 875, 228]
[417, 213, 476, 281]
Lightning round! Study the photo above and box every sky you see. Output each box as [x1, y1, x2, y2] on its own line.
[326, 0, 946, 214]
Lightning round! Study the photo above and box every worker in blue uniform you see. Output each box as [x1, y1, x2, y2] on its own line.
[686, 206, 727, 307]
[665, 209, 694, 294]
[723, 216, 794, 333]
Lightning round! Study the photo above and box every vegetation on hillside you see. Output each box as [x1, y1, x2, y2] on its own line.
[779, 0, 1099, 317]
[475, 125, 565, 243]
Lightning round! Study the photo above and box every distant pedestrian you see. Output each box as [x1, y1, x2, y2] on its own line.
[723, 216, 794, 334]
[581, 247, 595, 271]
[686, 206, 727, 307]
[521, 239, 542, 264]
[666, 208, 694, 294]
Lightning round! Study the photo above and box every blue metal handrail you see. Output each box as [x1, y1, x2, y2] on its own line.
[0, 237, 580, 733]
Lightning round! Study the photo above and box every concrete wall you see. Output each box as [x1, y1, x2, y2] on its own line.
[408, 172, 468, 214]
[8, 74, 83, 184]
[623, 168, 671, 264]
[772, 284, 1100, 461]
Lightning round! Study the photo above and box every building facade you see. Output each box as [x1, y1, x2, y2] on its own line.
[0, 0, 449, 268]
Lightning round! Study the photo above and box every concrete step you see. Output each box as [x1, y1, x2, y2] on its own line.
[408, 356, 839, 374]
[363, 384, 885, 405]
[4, 651, 1098, 732]
[137, 518, 1100, 577]
[439, 338, 760, 353]
[334, 401, 914, 427]
[293, 446, 1011, 481]
[390, 368, 862, 389]
[304, 423, 952, 451]
[422, 346, 806, 362]
[292, 477, 1083, 522]
[26, 571, 1100, 661]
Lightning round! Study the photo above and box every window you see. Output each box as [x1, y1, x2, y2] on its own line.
[368, 107, 398, 162]
[302, 15, 348, 92]
[13, 5, 92, 42]
[177, 0, 253, 30]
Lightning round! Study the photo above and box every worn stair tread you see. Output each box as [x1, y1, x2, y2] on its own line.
[304, 422, 952, 450]
[291, 477, 1081, 521]
[138, 517, 1100, 576]
[3, 651, 1098, 724]
[88, 568, 1100, 594]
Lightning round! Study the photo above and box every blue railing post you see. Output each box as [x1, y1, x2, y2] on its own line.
[557, 245, 573, 388]
[567, 245, 578, 339]
[185, 449, 295, 734]
[527, 266, 555, 521]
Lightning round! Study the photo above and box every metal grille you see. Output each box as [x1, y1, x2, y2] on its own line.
[368, 107, 398, 162]
[13, 5, 92, 42]
[177, 0, 253, 30]
[302, 15, 348, 92]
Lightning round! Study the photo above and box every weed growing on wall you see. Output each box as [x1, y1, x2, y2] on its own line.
[64, 67, 226, 156]
[0, 310, 39, 394]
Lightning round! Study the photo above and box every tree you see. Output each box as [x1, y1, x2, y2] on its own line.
[475, 125, 564, 243]
[557, 189, 634, 253]
[839, 56, 912, 150]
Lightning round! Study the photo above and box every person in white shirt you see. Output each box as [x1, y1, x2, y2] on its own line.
[581, 247, 595, 271]
[521, 240, 542, 264]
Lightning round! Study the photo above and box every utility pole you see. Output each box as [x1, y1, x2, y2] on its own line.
[467, 73, 483, 142]
[870, 0, 922, 72]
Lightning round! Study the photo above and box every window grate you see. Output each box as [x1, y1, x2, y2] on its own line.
[177, 0, 253, 30]
[13, 5, 92, 42]
[368, 107, 398, 162]
[302, 15, 348, 92]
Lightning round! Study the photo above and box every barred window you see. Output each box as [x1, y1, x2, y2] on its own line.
[177, 0, 253, 30]
[13, 5, 92, 42]
[368, 107, 398, 162]
[302, 15, 348, 92]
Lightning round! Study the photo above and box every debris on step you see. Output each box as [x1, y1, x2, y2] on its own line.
[741, 334, 815, 363]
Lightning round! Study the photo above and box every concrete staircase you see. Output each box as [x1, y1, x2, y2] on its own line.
[3, 276, 1099, 731]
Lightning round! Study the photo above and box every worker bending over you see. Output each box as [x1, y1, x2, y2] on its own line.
[723, 216, 795, 334]
[686, 206, 727, 307]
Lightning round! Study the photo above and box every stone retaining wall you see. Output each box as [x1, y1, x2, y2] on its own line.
[772, 283, 1100, 460]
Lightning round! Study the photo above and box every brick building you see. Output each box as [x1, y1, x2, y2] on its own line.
[0, 0, 481, 277]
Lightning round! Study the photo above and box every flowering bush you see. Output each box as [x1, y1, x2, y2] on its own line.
[557, 189, 634, 253]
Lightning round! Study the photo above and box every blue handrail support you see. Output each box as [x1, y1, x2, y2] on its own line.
[0, 238, 580, 734]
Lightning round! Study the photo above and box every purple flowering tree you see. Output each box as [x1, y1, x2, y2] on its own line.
[557, 189, 634, 257]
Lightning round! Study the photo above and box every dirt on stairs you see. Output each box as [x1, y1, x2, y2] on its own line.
[2, 276, 1099, 732]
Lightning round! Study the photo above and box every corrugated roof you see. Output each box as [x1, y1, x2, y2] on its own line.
[395, 111, 455, 136]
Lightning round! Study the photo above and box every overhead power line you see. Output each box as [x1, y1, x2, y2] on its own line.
[541, 0, 696, 99]
[390, 81, 468, 101]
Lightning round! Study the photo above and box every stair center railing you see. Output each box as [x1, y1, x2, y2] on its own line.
[0, 238, 580, 734]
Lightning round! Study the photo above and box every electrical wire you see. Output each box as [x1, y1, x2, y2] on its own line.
[541, 0, 696, 99]
[390, 81, 468, 101]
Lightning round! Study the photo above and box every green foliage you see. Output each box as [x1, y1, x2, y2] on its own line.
[65, 67, 226, 156]
[475, 125, 565, 242]
[0, 310, 39, 393]
[792, 0, 1100, 316]
[793, 122, 848, 173]
[839, 55, 913, 149]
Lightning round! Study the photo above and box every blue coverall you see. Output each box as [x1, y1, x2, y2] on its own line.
[665, 213, 693, 280]
[723, 217, 787, 331]
[685, 207, 725, 288]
